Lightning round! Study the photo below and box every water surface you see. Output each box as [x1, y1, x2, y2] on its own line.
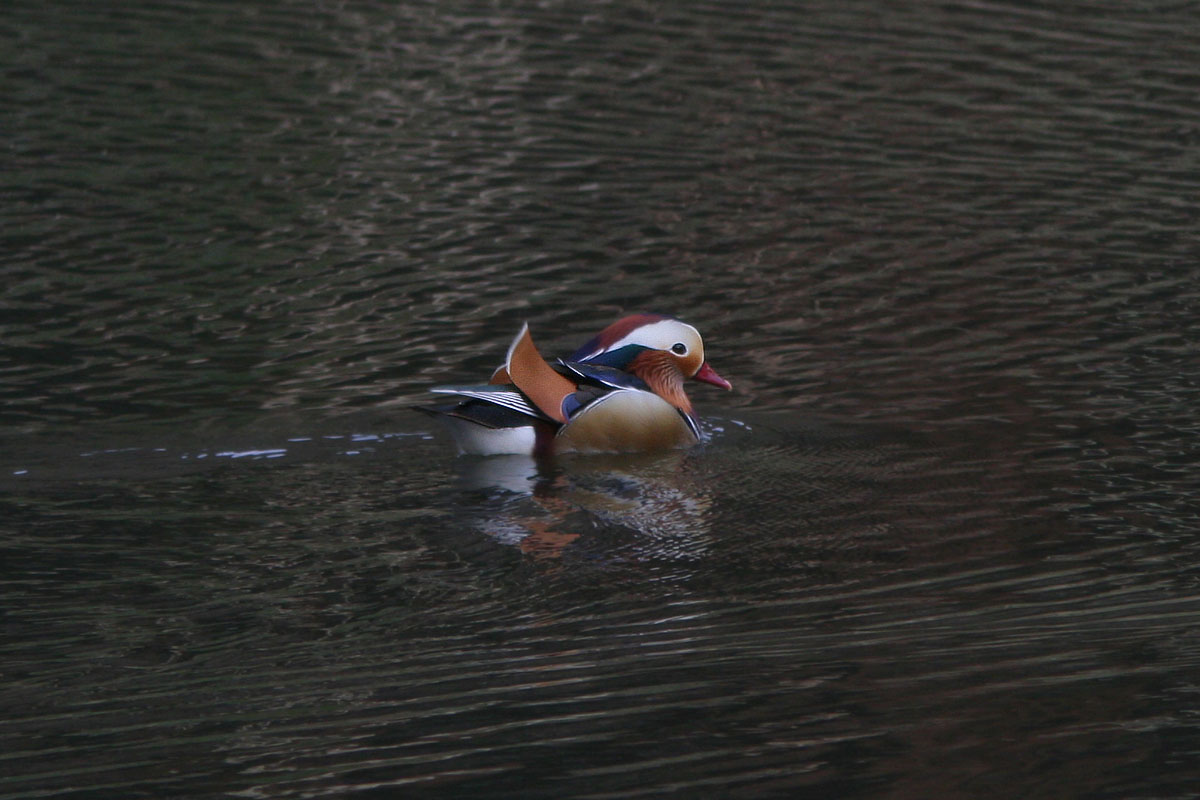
[4, 2, 1200, 798]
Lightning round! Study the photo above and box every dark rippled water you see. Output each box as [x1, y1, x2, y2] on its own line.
[5, 2, 1200, 798]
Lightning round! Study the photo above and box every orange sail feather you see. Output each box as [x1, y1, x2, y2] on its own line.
[504, 323, 576, 424]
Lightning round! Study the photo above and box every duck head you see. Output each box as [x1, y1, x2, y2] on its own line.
[569, 313, 732, 414]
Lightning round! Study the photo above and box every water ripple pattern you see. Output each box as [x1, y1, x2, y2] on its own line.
[4, 2, 1200, 798]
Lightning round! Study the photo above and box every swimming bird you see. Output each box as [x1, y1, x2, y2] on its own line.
[417, 314, 731, 456]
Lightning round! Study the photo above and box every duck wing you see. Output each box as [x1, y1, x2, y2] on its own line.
[503, 323, 578, 424]
[428, 384, 551, 421]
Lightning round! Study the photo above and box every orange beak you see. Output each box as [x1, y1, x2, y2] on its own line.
[693, 361, 732, 390]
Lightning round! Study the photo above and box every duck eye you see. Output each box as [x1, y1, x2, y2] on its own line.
[671, 342, 688, 355]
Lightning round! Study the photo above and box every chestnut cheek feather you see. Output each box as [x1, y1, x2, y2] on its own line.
[629, 350, 693, 415]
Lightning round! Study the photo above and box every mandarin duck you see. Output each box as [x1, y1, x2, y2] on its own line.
[417, 314, 731, 456]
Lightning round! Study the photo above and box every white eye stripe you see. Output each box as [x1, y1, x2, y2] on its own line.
[603, 320, 702, 354]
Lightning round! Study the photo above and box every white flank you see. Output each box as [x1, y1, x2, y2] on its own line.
[441, 418, 536, 456]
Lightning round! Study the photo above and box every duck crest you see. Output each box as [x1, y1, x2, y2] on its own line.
[570, 313, 672, 362]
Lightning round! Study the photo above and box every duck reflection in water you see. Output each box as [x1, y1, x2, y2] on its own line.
[452, 450, 715, 561]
